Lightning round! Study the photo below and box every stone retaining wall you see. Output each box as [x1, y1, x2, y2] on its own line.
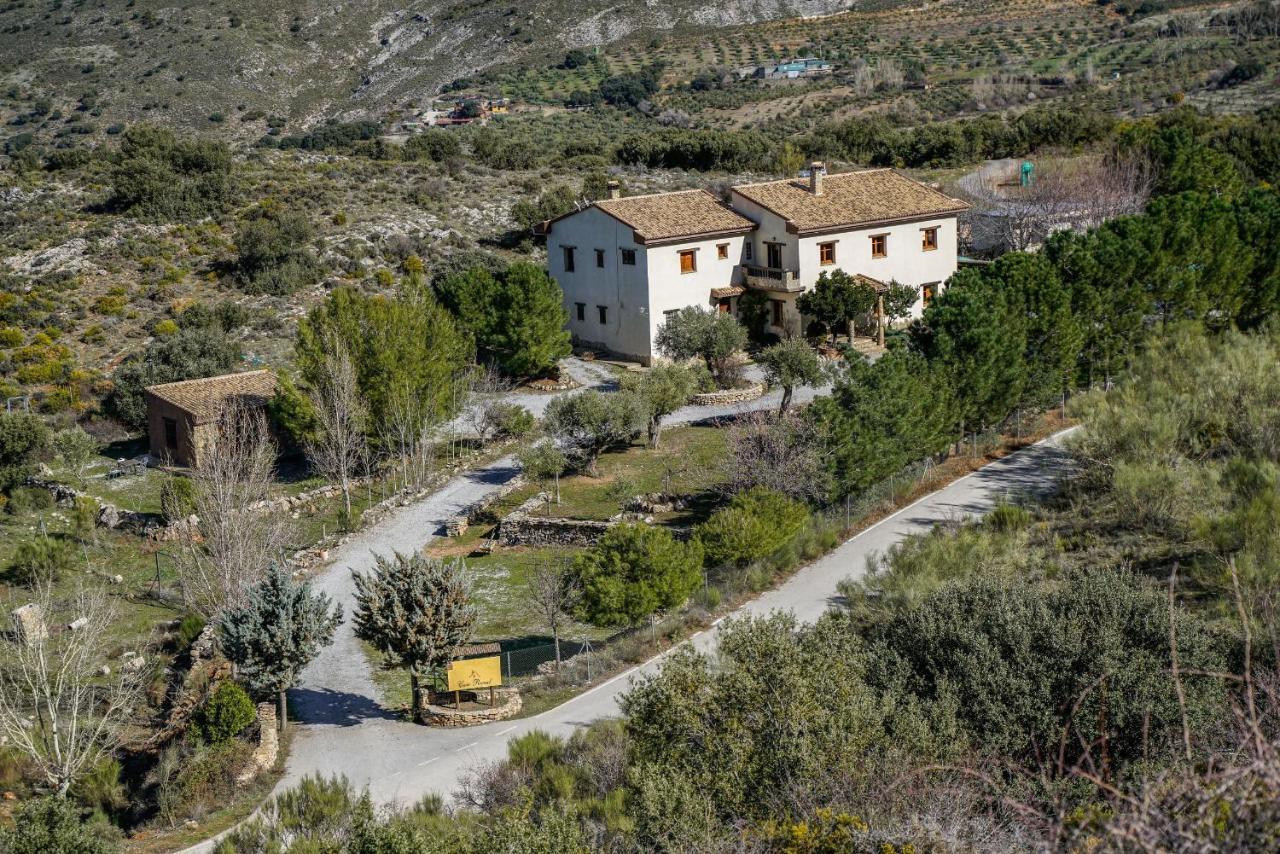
[690, 383, 766, 406]
[419, 687, 522, 727]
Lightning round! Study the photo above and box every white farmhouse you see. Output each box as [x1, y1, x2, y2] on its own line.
[542, 165, 968, 363]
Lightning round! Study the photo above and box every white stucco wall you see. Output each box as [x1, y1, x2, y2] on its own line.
[797, 216, 959, 321]
[644, 234, 746, 354]
[547, 206, 652, 361]
[546, 206, 744, 363]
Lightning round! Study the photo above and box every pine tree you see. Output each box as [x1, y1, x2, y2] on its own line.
[219, 564, 343, 732]
[351, 553, 477, 717]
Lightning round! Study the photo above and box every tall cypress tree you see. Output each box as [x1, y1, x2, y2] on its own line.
[219, 564, 342, 732]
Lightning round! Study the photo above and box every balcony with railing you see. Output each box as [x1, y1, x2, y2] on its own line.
[740, 265, 803, 293]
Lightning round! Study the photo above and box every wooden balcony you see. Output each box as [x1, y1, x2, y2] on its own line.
[740, 265, 803, 293]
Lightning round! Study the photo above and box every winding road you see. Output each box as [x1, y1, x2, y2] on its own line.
[277, 428, 1075, 810]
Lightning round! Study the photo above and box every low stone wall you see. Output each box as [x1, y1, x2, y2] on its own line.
[690, 383, 766, 406]
[497, 512, 613, 547]
[419, 687, 521, 727]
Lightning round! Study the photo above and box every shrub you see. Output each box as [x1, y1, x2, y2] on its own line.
[481, 401, 536, 440]
[5, 485, 54, 515]
[0, 412, 51, 493]
[0, 796, 116, 854]
[654, 307, 747, 389]
[176, 613, 206, 650]
[232, 209, 321, 296]
[696, 487, 810, 568]
[107, 124, 236, 222]
[195, 681, 257, 744]
[6, 537, 76, 584]
[160, 475, 197, 522]
[572, 523, 704, 626]
[107, 327, 240, 429]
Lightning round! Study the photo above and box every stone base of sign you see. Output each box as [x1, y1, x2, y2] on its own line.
[419, 687, 522, 727]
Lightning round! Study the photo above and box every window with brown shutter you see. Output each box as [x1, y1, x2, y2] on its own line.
[922, 227, 938, 251]
[717, 243, 729, 260]
[819, 241, 836, 266]
[679, 249, 697, 274]
[870, 234, 888, 258]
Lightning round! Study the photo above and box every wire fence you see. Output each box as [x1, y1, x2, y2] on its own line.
[500, 639, 598, 680]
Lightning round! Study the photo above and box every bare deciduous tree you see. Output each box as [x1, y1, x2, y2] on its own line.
[530, 558, 581, 669]
[724, 411, 830, 503]
[176, 403, 293, 618]
[0, 583, 145, 796]
[305, 335, 368, 519]
[962, 154, 1153, 254]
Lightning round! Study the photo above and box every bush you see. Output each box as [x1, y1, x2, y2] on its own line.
[866, 567, 1227, 772]
[0, 796, 116, 854]
[0, 412, 51, 493]
[195, 681, 257, 744]
[176, 613, 206, 650]
[696, 487, 810, 568]
[5, 486, 54, 515]
[572, 523, 704, 627]
[481, 401, 536, 440]
[160, 475, 197, 522]
[232, 209, 321, 296]
[107, 124, 236, 222]
[654, 307, 747, 389]
[7, 538, 77, 584]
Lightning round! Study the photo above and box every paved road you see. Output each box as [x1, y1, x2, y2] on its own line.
[274, 428, 1075, 811]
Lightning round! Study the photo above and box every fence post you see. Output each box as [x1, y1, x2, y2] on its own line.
[505, 651, 512, 679]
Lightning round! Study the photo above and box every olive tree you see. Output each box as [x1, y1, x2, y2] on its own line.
[542, 390, 645, 475]
[756, 337, 824, 413]
[655, 307, 747, 389]
[623, 363, 703, 448]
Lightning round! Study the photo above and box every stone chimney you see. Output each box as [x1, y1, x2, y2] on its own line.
[606, 180, 622, 200]
[809, 161, 826, 196]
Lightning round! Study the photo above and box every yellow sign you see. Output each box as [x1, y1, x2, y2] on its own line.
[446, 655, 502, 691]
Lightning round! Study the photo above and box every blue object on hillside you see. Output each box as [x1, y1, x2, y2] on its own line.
[1020, 160, 1035, 187]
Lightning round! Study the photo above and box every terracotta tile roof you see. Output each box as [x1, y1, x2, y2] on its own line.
[594, 190, 755, 244]
[710, 286, 746, 298]
[732, 169, 968, 234]
[145, 370, 278, 425]
[851, 274, 890, 293]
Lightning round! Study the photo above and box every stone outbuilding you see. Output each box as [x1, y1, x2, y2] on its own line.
[143, 370, 277, 468]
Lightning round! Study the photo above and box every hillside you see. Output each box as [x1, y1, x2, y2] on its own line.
[0, 0, 853, 137]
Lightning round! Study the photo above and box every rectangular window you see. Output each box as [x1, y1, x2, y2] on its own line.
[922, 283, 936, 307]
[562, 246, 576, 272]
[870, 234, 888, 258]
[922, 227, 939, 252]
[679, 249, 697, 274]
[575, 302, 585, 322]
[744, 243, 753, 261]
[716, 242, 729, 260]
[770, 299, 783, 327]
[163, 417, 178, 450]
[818, 241, 836, 266]
[717, 298, 732, 314]
[597, 305, 608, 324]
[595, 248, 606, 268]
[621, 248, 636, 266]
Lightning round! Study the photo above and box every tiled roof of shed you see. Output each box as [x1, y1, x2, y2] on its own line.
[145, 370, 277, 425]
[732, 169, 968, 233]
[594, 189, 755, 244]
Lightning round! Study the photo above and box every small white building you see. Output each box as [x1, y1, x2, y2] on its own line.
[542, 166, 969, 363]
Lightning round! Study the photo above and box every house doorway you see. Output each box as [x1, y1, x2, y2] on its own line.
[765, 242, 783, 270]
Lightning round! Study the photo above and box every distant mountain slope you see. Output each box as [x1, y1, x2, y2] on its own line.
[0, 0, 857, 135]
